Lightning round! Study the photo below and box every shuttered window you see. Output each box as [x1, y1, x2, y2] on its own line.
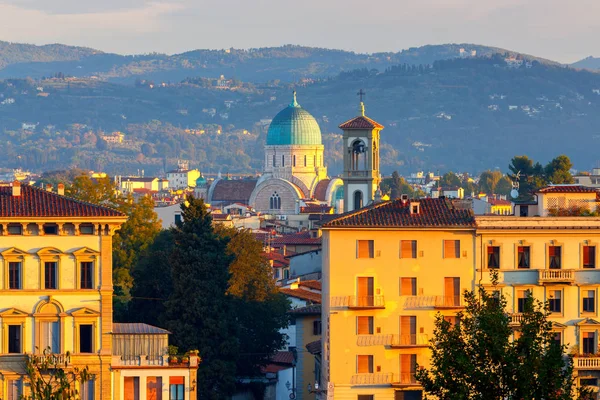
[146, 377, 162, 400]
[400, 316, 417, 345]
[487, 246, 500, 268]
[357, 316, 374, 335]
[400, 278, 417, 296]
[357, 240, 374, 258]
[400, 240, 417, 258]
[443, 240, 460, 258]
[124, 377, 140, 400]
[584, 246, 596, 268]
[549, 246, 561, 269]
[357, 355, 373, 373]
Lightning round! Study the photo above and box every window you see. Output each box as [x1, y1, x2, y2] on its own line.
[548, 290, 562, 313]
[517, 246, 530, 269]
[357, 355, 374, 373]
[7, 224, 22, 235]
[354, 190, 363, 210]
[8, 325, 21, 353]
[395, 392, 422, 400]
[400, 240, 417, 258]
[583, 332, 596, 354]
[80, 262, 93, 289]
[169, 377, 184, 400]
[272, 154, 276, 167]
[293, 155, 296, 166]
[313, 320, 322, 335]
[357, 240, 374, 258]
[40, 321, 60, 353]
[357, 316, 374, 335]
[174, 214, 182, 225]
[400, 316, 417, 345]
[517, 289, 531, 313]
[552, 332, 562, 348]
[81, 378, 95, 400]
[549, 246, 561, 269]
[487, 246, 500, 268]
[44, 262, 58, 289]
[580, 378, 598, 387]
[124, 377, 140, 400]
[6, 379, 21, 400]
[146, 377, 162, 400]
[282, 155, 285, 166]
[400, 278, 417, 296]
[357, 277, 374, 307]
[584, 245, 596, 268]
[79, 224, 94, 234]
[584, 290, 596, 313]
[443, 316, 460, 327]
[358, 396, 374, 400]
[444, 277, 460, 306]
[443, 240, 460, 259]
[304, 155, 307, 167]
[400, 354, 417, 384]
[520, 205, 529, 217]
[8, 262, 21, 289]
[274, 268, 280, 279]
[269, 192, 281, 210]
[43, 224, 58, 235]
[79, 324, 93, 353]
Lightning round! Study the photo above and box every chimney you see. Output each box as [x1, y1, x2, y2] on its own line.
[400, 194, 409, 205]
[57, 183, 65, 196]
[46, 184, 52, 192]
[12, 181, 21, 197]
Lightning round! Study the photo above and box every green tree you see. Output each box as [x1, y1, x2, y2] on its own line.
[478, 170, 502, 194]
[23, 348, 90, 400]
[495, 176, 513, 197]
[165, 196, 239, 398]
[415, 273, 590, 400]
[508, 156, 545, 201]
[439, 172, 461, 188]
[545, 154, 574, 184]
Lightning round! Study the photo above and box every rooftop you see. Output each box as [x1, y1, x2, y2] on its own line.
[0, 183, 125, 218]
[271, 231, 322, 246]
[338, 115, 384, 130]
[289, 304, 321, 315]
[325, 197, 475, 228]
[279, 287, 321, 304]
[536, 185, 598, 194]
[112, 323, 171, 335]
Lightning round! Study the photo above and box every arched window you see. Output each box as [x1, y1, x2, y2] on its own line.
[354, 190, 363, 210]
[351, 140, 367, 170]
[282, 155, 285, 166]
[293, 155, 296, 167]
[304, 155, 307, 167]
[314, 155, 316, 167]
[270, 192, 281, 210]
[373, 142, 378, 170]
[272, 154, 276, 167]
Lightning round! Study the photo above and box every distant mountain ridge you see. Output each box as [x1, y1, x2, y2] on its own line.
[0, 41, 562, 83]
[572, 56, 600, 70]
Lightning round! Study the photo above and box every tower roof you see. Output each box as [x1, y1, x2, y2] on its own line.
[338, 100, 384, 130]
[266, 92, 322, 146]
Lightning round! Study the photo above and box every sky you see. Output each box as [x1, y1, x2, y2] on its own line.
[0, 0, 598, 63]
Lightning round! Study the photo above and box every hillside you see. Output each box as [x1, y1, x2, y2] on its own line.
[0, 54, 598, 176]
[572, 56, 600, 71]
[0, 42, 560, 83]
[0, 41, 99, 70]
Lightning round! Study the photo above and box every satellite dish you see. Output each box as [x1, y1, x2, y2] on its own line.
[510, 189, 519, 199]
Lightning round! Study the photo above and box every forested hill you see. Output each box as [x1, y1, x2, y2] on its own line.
[572, 56, 600, 71]
[1, 54, 599, 176]
[0, 42, 560, 83]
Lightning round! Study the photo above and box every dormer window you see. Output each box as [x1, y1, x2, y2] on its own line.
[410, 202, 420, 215]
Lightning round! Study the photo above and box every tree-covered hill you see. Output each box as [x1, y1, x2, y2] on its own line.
[572, 56, 600, 71]
[0, 42, 561, 83]
[1, 54, 598, 176]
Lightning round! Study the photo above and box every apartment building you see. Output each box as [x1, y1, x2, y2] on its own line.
[321, 197, 476, 400]
[0, 181, 127, 399]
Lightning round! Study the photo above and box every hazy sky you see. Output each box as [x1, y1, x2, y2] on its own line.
[0, 0, 598, 63]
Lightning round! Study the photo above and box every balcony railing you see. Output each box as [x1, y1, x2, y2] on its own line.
[574, 356, 600, 370]
[389, 334, 429, 347]
[350, 373, 393, 385]
[356, 335, 390, 346]
[538, 269, 575, 284]
[330, 295, 385, 309]
[403, 295, 462, 309]
[347, 171, 369, 177]
[508, 313, 524, 325]
[394, 372, 418, 386]
[112, 355, 168, 367]
[29, 353, 70, 367]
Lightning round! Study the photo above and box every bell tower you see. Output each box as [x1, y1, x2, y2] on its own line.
[340, 91, 383, 212]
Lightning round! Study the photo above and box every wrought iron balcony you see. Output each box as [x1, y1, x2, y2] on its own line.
[538, 269, 574, 284]
[330, 295, 385, 309]
[403, 295, 462, 309]
[393, 372, 418, 386]
[350, 373, 393, 386]
[28, 352, 70, 367]
[389, 334, 429, 348]
[356, 334, 390, 346]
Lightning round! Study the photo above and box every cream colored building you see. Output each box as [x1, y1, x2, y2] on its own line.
[322, 197, 476, 400]
[0, 181, 127, 399]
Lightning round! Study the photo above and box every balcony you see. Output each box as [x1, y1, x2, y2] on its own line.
[574, 356, 600, 370]
[403, 295, 462, 309]
[508, 313, 524, 326]
[350, 373, 393, 386]
[356, 335, 390, 346]
[111, 355, 168, 367]
[330, 295, 385, 309]
[538, 269, 575, 284]
[28, 353, 70, 367]
[392, 373, 419, 387]
[347, 171, 369, 177]
[389, 334, 429, 348]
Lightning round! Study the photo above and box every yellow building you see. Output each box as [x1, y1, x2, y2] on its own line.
[0, 181, 127, 399]
[322, 196, 476, 399]
[290, 304, 322, 400]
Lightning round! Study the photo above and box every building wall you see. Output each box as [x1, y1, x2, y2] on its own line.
[289, 251, 322, 278]
[322, 228, 474, 398]
[113, 366, 198, 400]
[296, 315, 321, 400]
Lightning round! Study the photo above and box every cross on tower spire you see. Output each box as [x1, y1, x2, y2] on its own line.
[357, 89, 366, 116]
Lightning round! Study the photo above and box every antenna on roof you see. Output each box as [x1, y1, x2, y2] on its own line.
[510, 171, 521, 199]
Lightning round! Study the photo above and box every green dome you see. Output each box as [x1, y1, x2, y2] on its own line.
[266, 92, 322, 146]
[196, 175, 207, 187]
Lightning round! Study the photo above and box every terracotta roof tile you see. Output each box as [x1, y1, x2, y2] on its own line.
[0, 184, 125, 218]
[300, 205, 333, 214]
[211, 179, 257, 203]
[488, 199, 511, 206]
[271, 231, 322, 246]
[270, 351, 295, 365]
[289, 304, 321, 315]
[313, 179, 330, 201]
[113, 323, 171, 335]
[298, 280, 321, 291]
[306, 339, 322, 355]
[263, 251, 289, 267]
[325, 197, 475, 228]
[280, 288, 321, 303]
[537, 185, 598, 194]
[338, 115, 384, 130]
